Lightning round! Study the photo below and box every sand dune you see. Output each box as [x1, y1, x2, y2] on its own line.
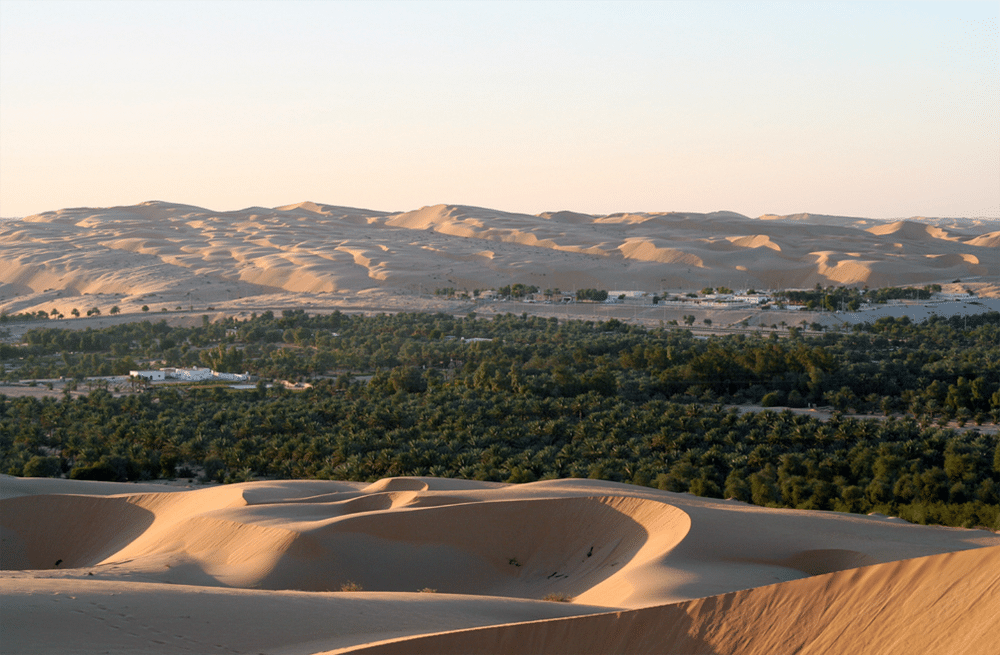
[725, 234, 782, 251]
[967, 231, 1000, 248]
[618, 239, 705, 267]
[344, 546, 1000, 655]
[2, 201, 997, 316]
[2, 475, 997, 654]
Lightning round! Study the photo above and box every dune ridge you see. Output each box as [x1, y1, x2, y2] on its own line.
[2, 201, 996, 316]
[1, 475, 997, 654]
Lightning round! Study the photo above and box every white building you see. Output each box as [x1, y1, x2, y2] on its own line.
[160, 367, 250, 382]
[733, 295, 769, 304]
[161, 366, 214, 381]
[126, 367, 249, 383]
[212, 370, 250, 381]
[129, 370, 165, 381]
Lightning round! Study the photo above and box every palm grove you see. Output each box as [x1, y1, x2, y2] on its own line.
[2, 308, 999, 530]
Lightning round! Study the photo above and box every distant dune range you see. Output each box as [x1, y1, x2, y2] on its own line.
[2, 476, 998, 654]
[1, 201, 997, 316]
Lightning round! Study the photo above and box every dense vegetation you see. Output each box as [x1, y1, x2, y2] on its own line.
[772, 284, 946, 311]
[2, 309, 999, 529]
[575, 289, 609, 302]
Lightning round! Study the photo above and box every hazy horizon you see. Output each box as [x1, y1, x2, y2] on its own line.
[1, 1, 997, 220]
[1, 198, 997, 224]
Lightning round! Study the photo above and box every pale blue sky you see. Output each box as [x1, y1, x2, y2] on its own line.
[1, 1, 997, 218]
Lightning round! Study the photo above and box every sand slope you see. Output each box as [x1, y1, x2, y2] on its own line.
[2, 475, 997, 654]
[0, 579, 613, 655]
[2, 201, 997, 316]
[343, 546, 1000, 655]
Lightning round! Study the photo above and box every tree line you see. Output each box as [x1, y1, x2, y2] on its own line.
[1, 308, 998, 529]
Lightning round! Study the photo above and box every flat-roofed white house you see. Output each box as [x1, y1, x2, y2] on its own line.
[160, 367, 215, 381]
[733, 295, 769, 304]
[211, 370, 250, 381]
[129, 367, 249, 382]
[129, 369, 165, 381]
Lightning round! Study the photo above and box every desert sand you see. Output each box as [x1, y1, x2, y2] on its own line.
[2, 474, 998, 654]
[1, 202, 998, 320]
[2, 203, 999, 652]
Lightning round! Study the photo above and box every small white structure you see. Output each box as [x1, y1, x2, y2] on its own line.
[159, 367, 250, 382]
[212, 370, 250, 381]
[129, 370, 165, 381]
[161, 366, 214, 381]
[125, 367, 250, 383]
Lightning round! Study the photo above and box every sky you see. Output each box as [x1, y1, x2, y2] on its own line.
[1, 0, 997, 219]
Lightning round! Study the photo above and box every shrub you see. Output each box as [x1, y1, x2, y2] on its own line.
[23, 455, 62, 478]
[69, 462, 118, 481]
[761, 391, 784, 407]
